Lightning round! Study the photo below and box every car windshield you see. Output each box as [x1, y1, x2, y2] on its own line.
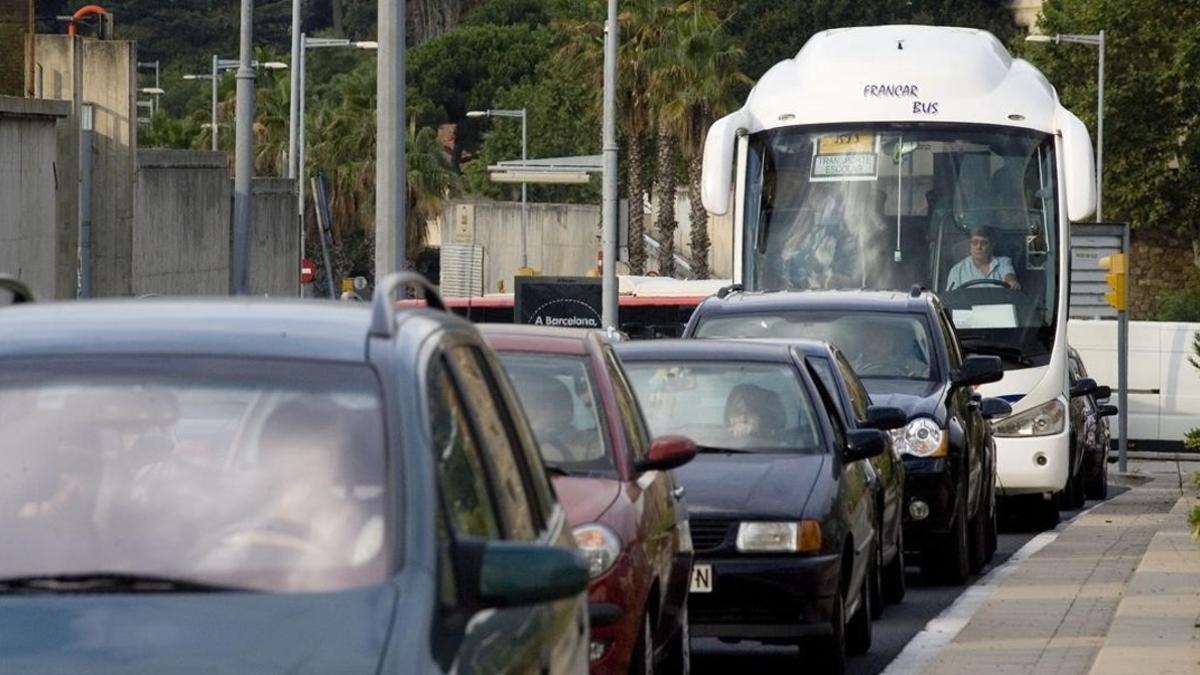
[499, 354, 612, 475]
[623, 360, 824, 454]
[695, 311, 938, 382]
[743, 124, 1059, 364]
[0, 359, 390, 594]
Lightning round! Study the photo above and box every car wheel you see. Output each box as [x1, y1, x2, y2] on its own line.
[630, 612, 654, 675]
[869, 525, 884, 620]
[883, 522, 907, 605]
[968, 503, 988, 575]
[805, 579, 847, 675]
[847, 555, 873, 655]
[660, 600, 689, 675]
[924, 490, 969, 585]
[1085, 454, 1109, 500]
[984, 492, 998, 564]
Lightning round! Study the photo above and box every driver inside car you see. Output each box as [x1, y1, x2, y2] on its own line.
[945, 225, 1021, 291]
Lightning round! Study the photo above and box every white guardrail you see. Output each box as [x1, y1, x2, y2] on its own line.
[1069, 320, 1200, 444]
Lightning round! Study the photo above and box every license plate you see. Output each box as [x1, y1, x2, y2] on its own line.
[690, 564, 713, 593]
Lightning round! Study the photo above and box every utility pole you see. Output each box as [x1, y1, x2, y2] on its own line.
[289, 0, 302, 181]
[232, 0, 256, 295]
[376, 0, 405, 278]
[601, 0, 618, 330]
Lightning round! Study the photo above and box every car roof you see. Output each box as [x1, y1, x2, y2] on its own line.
[0, 299, 461, 363]
[614, 338, 798, 364]
[697, 289, 937, 318]
[477, 324, 606, 357]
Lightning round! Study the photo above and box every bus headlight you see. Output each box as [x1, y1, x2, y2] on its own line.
[889, 418, 947, 458]
[992, 399, 1065, 437]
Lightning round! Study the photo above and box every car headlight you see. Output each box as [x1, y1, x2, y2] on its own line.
[573, 524, 622, 578]
[736, 521, 822, 553]
[992, 398, 1065, 437]
[889, 417, 947, 458]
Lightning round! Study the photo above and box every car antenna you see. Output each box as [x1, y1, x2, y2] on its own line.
[909, 284, 926, 298]
[716, 283, 744, 299]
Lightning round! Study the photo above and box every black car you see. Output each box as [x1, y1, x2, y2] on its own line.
[684, 288, 1010, 584]
[615, 340, 886, 674]
[758, 339, 910, 614]
[1069, 348, 1117, 501]
[0, 274, 591, 673]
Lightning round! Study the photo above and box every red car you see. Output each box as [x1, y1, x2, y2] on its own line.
[481, 325, 696, 675]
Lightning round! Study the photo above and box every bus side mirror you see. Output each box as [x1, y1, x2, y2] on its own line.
[702, 113, 741, 216]
[1061, 109, 1097, 222]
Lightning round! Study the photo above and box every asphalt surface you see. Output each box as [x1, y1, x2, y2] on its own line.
[690, 489, 1125, 674]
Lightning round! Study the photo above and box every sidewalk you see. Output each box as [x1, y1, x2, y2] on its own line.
[911, 459, 1199, 674]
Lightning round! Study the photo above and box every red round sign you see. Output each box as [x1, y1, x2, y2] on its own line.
[300, 258, 315, 284]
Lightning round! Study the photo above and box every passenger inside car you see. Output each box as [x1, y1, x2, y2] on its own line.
[724, 383, 787, 443]
[509, 370, 602, 465]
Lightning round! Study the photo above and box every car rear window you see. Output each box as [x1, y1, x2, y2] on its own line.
[498, 354, 614, 475]
[623, 360, 825, 454]
[695, 311, 938, 381]
[0, 358, 391, 594]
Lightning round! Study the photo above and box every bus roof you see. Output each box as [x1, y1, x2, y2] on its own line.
[729, 25, 1072, 135]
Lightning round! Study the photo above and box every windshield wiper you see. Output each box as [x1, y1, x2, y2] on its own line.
[695, 444, 755, 455]
[543, 463, 571, 477]
[958, 338, 1034, 367]
[0, 573, 248, 595]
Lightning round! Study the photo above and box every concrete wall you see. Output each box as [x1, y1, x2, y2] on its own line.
[0, 0, 31, 96]
[248, 178, 299, 297]
[134, 150, 231, 296]
[35, 35, 137, 297]
[0, 96, 71, 299]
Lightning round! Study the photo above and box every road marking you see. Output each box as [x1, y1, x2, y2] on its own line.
[880, 501, 1108, 675]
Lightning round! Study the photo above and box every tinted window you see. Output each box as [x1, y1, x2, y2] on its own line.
[500, 353, 612, 475]
[808, 357, 849, 423]
[938, 309, 963, 368]
[0, 359, 389, 593]
[429, 358, 501, 540]
[483, 351, 557, 524]
[696, 311, 938, 381]
[624, 360, 824, 454]
[448, 347, 538, 542]
[833, 352, 872, 422]
[605, 349, 651, 460]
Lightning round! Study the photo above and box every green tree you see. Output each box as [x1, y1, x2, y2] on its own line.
[651, 1, 747, 278]
[1023, 1, 1200, 259]
[462, 58, 601, 205]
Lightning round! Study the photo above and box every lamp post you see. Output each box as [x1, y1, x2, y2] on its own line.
[137, 60, 161, 113]
[185, 58, 288, 152]
[290, 37, 378, 265]
[601, 0, 618, 330]
[1026, 31, 1105, 221]
[467, 108, 530, 272]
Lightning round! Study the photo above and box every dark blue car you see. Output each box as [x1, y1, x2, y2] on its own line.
[0, 274, 590, 674]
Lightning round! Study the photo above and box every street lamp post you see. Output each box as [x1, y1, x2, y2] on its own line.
[1025, 31, 1105, 221]
[467, 109, 530, 272]
[185, 57, 288, 153]
[290, 37, 378, 271]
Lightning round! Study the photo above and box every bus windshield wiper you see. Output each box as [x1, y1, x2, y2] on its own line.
[958, 338, 1034, 367]
[0, 573, 248, 595]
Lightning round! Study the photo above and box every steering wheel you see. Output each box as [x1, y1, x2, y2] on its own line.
[955, 278, 1010, 290]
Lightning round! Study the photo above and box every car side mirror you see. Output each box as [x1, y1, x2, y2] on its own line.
[1099, 404, 1118, 417]
[843, 429, 885, 463]
[979, 397, 1012, 420]
[457, 538, 589, 610]
[1093, 385, 1112, 401]
[865, 406, 908, 431]
[636, 435, 697, 473]
[1070, 377, 1098, 398]
[951, 355, 1004, 387]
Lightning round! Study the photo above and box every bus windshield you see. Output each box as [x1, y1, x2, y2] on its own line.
[743, 124, 1060, 364]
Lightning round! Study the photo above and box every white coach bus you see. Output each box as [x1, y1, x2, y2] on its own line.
[700, 25, 1097, 520]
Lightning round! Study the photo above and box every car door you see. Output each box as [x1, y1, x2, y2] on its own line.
[936, 308, 985, 510]
[806, 359, 873, 594]
[601, 345, 682, 635]
[433, 345, 581, 675]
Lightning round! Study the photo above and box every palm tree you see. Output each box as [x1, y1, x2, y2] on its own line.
[652, 1, 748, 278]
[406, 122, 460, 259]
[556, 0, 675, 275]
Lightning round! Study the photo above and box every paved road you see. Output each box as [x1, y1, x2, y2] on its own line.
[690, 491, 1122, 674]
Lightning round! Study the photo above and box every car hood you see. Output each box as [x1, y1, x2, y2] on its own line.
[552, 475, 622, 525]
[0, 585, 396, 673]
[861, 379, 947, 423]
[676, 453, 826, 520]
